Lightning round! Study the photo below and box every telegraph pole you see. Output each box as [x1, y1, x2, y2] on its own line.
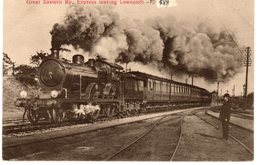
[232, 85, 235, 98]
[189, 73, 194, 86]
[12, 62, 15, 75]
[217, 82, 219, 95]
[243, 47, 252, 109]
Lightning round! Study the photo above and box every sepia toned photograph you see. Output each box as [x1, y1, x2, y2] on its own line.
[2, 0, 254, 161]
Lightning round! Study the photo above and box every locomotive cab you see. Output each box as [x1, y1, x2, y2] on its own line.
[91, 56, 123, 82]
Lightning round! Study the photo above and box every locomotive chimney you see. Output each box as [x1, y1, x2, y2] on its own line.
[50, 48, 60, 58]
[72, 54, 84, 65]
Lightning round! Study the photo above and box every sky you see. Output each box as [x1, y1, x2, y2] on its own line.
[3, 0, 254, 95]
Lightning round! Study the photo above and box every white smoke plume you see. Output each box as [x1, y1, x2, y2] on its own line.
[51, 5, 243, 83]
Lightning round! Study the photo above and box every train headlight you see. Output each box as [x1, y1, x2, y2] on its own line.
[51, 90, 58, 98]
[20, 90, 27, 98]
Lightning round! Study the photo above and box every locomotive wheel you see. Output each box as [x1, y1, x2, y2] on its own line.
[126, 110, 131, 117]
[51, 108, 62, 124]
[104, 106, 115, 118]
[27, 107, 39, 125]
[141, 108, 146, 113]
[88, 110, 100, 122]
[131, 109, 138, 116]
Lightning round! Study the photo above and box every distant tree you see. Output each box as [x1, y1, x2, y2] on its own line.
[3, 53, 15, 75]
[30, 50, 49, 67]
[30, 49, 72, 65]
[14, 65, 37, 75]
[14, 65, 38, 86]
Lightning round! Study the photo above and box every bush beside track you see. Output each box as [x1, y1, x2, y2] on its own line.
[3, 75, 37, 112]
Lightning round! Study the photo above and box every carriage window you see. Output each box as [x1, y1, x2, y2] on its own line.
[134, 81, 138, 91]
[149, 81, 152, 90]
[138, 80, 144, 91]
[125, 79, 132, 91]
[162, 82, 165, 92]
[131, 80, 134, 91]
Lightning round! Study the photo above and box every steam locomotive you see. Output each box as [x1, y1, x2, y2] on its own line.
[15, 49, 212, 124]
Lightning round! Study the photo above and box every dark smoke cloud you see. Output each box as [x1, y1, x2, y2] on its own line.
[51, 5, 243, 83]
[50, 5, 119, 50]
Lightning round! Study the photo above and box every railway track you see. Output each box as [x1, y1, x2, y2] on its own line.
[230, 113, 253, 120]
[3, 106, 204, 151]
[3, 120, 84, 135]
[3, 119, 29, 126]
[232, 111, 253, 118]
[105, 116, 184, 161]
[4, 111, 156, 135]
[170, 117, 183, 161]
[3, 106, 205, 136]
[211, 109, 253, 120]
[3, 117, 112, 135]
[205, 111, 253, 132]
[3, 122, 49, 135]
[194, 114, 254, 156]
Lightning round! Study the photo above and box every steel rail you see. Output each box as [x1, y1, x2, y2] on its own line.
[4, 106, 204, 136]
[205, 111, 253, 132]
[3, 107, 204, 149]
[104, 116, 169, 161]
[194, 114, 254, 155]
[170, 117, 184, 161]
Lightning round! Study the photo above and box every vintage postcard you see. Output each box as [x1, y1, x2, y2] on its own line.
[2, 0, 254, 161]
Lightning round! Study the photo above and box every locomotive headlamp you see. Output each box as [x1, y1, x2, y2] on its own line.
[20, 90, 27, 98]
[51, 90, 58, 98]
